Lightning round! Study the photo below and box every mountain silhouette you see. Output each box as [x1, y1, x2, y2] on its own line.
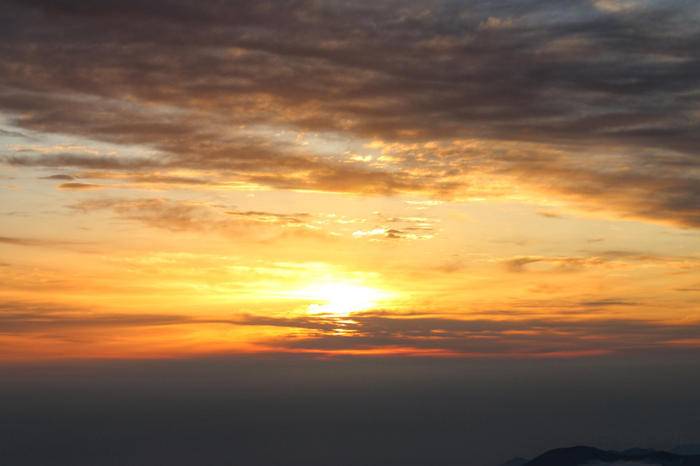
[500, 445, 700, 466]
[672, 445, 700, 456]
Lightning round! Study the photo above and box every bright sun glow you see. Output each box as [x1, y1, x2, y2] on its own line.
[293, 282, 389, 316]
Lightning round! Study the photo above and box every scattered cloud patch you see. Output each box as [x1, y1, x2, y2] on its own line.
[57, 182, 104, 190]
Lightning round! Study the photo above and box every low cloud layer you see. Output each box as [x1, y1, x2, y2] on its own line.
[3, 300, 700, 358]
[249, 312, 700, 357]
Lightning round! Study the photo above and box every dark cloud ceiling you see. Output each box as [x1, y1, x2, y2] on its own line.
[1, 0, 699, 225]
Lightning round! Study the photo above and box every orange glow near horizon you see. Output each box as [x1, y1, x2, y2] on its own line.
[2, 192, 700, 362]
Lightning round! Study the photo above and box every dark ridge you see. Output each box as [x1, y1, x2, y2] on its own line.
[500, 457, 528, 466]
[523, 445, 700, 466]
[672, 445, 700, 456]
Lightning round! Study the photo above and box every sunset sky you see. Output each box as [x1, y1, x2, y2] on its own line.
[2, 0, 700, 363]
[3, 2, 700, 465]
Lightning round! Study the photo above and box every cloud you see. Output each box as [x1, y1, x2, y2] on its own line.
[2, 300, 699, 358]
[244, 311, 700, 357]
[81, 172, 214, 187]
[0, 128, 28, 138]
[352, 227, 433, 240]
[504, 256, 607, 273]
[537, 211, 564, 219]
[72, 198, 209, 232]
[351, 213, 437, 240]
[478, 16, 515, 30]
[578, 298, 638, 307]
[40, 174, 75, 180]
[592, 0, 649, 13]
[71, 196, 438, 240]
[0, 235, 86, 248]
[57, 182, 104, 190]
[0, 301, 193, 334]
[676, 286, 700, 292]
[3, 152, 162, 170]
[225, 210, 312, 225]
[0, 0, 699, 226]
[503, 251, 698, 273]
[71, 197, 328, 239]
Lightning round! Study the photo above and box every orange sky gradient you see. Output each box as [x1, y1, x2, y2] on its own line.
[2, 0, 700, 362]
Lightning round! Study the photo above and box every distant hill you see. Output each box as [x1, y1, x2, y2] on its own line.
[499, 445, 700, 466]
[500, 457, 528, 466]
[672, 444, 700, 456]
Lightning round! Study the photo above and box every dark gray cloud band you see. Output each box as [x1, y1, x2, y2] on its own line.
[1, 0, 700, 225]
[3, 300, 699, 357]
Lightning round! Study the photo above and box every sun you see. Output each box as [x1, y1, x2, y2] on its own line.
[293, 282, 389, 316]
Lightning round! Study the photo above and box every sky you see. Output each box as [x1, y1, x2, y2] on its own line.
[1, 0, 700, 464]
